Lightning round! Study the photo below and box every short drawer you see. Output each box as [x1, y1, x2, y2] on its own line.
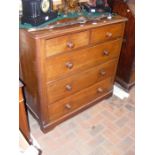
[91, 23, 125, 44]
[46, 38, 122, 82]
[45, 31, 89, 57]
[48, 78, 113, 121]
[47, 59, 117, 104]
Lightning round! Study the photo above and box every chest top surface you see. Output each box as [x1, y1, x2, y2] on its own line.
[21, 15, 127, 39]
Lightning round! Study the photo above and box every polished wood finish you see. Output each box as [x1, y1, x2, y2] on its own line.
[47, 60, 117, 104]
[48, 78, 113, 121]
[19, 15, 126, 132]
[46, 38, 122, 82]
[19, 81, 31, 143]
[111, 0, 135, 90]
[90, 23, 124, 44]
[46, 30, 89, 57]
[44, 92, 113, 132]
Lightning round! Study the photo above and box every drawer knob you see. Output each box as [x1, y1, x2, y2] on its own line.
[65, 62, 73, 69]
[67, 41, 75, 48]
[103, 50, 109, 56]
[66, 84, 72, 91]
[65, 104, 72, 109]
[106, 32, 112, 38]
[100, 70, 106, 76]
[97, 88, 103, 93]
[127, 9, 130, 13]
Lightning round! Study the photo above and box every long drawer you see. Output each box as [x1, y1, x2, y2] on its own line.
[47, 59, 117, 104]
[45, 30, 89, 57]
[91, 23, 125, 44]
[48, 77, 113, 121]
[46, 38, 122, 82]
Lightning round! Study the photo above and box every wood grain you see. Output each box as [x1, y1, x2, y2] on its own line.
[19, 85, 31, 143]
[46, 30, 89, 57]
[46, 38, 122, 82]
[19, 16, 126, 132]
[91, 22, 125, 44]
[47, 59, 117, 104]
[48, 78, 113, 121]
[111, 0, 135, 90]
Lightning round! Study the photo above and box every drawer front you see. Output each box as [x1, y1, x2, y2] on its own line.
[47, 59, 117, 104]
[48, 78, 113, 121]
[46, 38, 122, 82]
[46, 31, 89, 57]
[91, 23, 125, 44]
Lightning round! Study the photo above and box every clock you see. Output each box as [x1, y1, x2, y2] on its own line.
[40, 0, 50, 13]
[21, 0, 57, 26]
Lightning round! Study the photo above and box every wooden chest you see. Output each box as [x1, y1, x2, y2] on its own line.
[19, 15, 126, 133]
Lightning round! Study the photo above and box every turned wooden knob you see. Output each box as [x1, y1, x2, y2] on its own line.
[106, 32, 112, 38]
[65, 104, 72, 109]
[67, 41, 75, 48]
[127, 9, 130, 13]
[103, 50, 109, 56]
[97, 88, 103, 93]
[66, 84, 72, 91]
[65, 62, 73, 69]
[100, 70, 106, 76]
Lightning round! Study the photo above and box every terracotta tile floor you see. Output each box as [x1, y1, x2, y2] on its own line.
[28, 86, 135, 155]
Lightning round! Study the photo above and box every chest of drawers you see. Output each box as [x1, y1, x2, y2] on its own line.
[20, 15, 127, 133]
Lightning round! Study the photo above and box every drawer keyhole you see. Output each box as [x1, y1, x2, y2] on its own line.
[65, 104, 72, 110]
[67, 41, 75, 48]
[66, 84, 72, 91]
[65, 62, 74, 69]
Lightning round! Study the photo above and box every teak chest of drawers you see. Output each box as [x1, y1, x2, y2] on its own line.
[20, 15, 127, 133]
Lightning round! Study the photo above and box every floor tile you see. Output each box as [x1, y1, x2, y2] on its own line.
[28, 87, 135, 155]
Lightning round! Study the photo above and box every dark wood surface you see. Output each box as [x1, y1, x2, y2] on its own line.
[19, 81, 31, 143]
[110, 0, 135, 90]
[19, 15, 126, 132]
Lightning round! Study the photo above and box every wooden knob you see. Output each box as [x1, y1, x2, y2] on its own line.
[106, 32, 112, 38]
[65, 104, 71, 109]
[65, 62, 73, 69]
[100, 70, 106, 76]
[67, 41, 74, 48]
[103, 50, 109, 56]
[66, 84, 72, 91]
[127, 9, 130, 13]
[97, 88, 103, 93]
